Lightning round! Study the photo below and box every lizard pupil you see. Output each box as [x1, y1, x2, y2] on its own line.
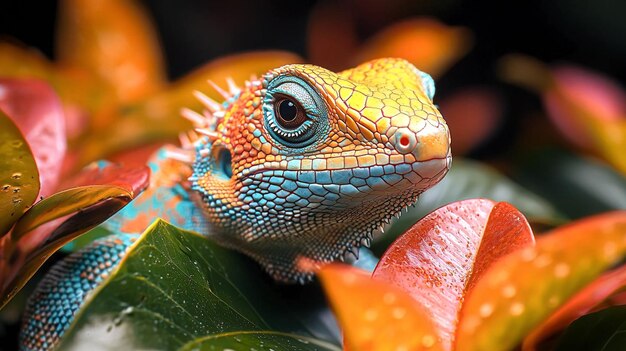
[279, 100, 297, 121]
[274, 96, 306, 129]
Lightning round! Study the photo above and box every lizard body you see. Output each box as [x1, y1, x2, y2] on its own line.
[20, 58, 451, 350]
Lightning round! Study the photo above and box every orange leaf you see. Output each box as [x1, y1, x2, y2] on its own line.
[56, 0, 166, 103]
[353, 18, 472, 78]
[457, 211, 626, 351]
[72, 51, 302, 165]
[373, 199, 534, 350]
[523, 265, 626, 351]
[319, 264, 443, 351]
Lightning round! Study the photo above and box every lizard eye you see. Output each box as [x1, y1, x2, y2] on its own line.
[274, 95, 307, 129]
[263, 76, 328, 149]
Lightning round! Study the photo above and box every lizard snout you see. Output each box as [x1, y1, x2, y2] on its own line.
[391, 122, 450, 162]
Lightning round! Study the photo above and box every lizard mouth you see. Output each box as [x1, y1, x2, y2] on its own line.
[242, 153, 451, 191]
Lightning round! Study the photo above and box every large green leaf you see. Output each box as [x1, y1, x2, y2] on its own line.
[56, 220, 340, 351]
[0, 110, 39, 236]
[555, 306, 626, 351]
[179, 331, 340, 351]
[374, 158, 564, 253]
[515, 149, 626, 219]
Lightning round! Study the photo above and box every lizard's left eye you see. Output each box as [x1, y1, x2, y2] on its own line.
[263, 76, 328, 149]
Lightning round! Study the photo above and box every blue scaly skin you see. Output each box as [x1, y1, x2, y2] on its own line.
[21, 59, 451, 350]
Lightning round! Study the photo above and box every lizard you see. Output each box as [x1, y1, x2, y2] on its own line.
[19, 58, 451, 351]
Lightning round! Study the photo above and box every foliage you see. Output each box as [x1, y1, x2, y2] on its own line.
[1, 0, 626, 350]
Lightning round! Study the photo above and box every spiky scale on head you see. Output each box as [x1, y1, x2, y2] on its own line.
[185, 58, 451, 283]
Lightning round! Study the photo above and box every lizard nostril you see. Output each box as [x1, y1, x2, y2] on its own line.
[399, 135, 411, 147]
[394, 129, 418, 154]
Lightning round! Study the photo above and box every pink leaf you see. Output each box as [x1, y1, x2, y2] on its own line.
[0, 79, 66, 197]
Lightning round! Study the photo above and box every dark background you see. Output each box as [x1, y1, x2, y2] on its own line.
[2, 0, 625, 160]
[2, 0, 625, 82]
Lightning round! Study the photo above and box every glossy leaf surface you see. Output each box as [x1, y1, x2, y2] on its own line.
[0, 79, 66, 197]
[320, 264, 443, 351]
[179, 332, 340, 351]
[373, 199, 534, 349]
[376, 159, 563, 253]
[0, 186, 137, 308]
[457, 211, 626, 351]
[57, 220, 339, 350]
[0, 111, 39, 236]
[10, 186, 132, 240]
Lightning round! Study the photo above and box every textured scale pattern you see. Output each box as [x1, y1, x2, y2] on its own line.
[20, 234, 136, 351]
[189, 58, 451, 282]
[21, 59, 451, 350]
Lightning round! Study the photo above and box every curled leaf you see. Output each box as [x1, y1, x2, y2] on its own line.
[373, 199, 534, 349]
[10, 186, 133, 240]
[319, 264, 443, 351]
[0, 163, 148, 307]
[0, 111, 39, 236]
[457, 211, 626, 351]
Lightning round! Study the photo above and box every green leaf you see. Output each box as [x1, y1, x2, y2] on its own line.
[179, 331, 340, 351]
[0, 110, 39, 236]
[515, 149, 626, 219]
[555, 306, 626, 351]
[374, 158, 565, 253]
[56, 220, 340, 351]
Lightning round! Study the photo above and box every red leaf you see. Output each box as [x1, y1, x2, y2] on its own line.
[0, 79, 66, 198]
[372, 199, 534, 349]
[56, 161, 150, 196]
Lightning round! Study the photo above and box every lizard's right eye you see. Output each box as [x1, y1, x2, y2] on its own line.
[263, 76, 329, 149]
[274, 95, 307, 129]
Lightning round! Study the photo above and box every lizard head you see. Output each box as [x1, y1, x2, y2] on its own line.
[186, 58, 451, 283]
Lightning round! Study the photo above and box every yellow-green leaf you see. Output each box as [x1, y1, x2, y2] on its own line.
[0, 110, 39, 236]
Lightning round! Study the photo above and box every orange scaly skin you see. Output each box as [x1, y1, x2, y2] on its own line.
[21, 58, 451, 351]
[187, 58, 451, 282]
